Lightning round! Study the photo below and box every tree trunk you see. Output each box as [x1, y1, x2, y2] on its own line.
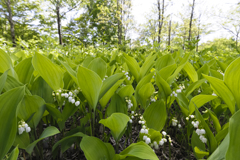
[5, 0, 16, 47]
[157, 0, 164, 44]
[56, 1, 62, 45]
[168, 20, 171, 47]
[117, 0, 122, 45]
[188, 0, 195, 44]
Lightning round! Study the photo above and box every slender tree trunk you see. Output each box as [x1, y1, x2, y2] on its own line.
[56, 1, 62, 45]
[168, 20, 171, 46]
[117, 0, 122, 44]
[5, 0, 16, 47]
[188, 0, 195, 44]
[157, 0, 164, 44]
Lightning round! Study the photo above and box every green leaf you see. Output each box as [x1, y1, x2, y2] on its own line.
[60, 60, 78, 84]
[52, 132, 86, 154]
[224, 57, 240, 109]
[167, 53, 190, 84]
[15, 57, 34, 84]
[139, 54, 156, 80]
[99, 113, 130, 141]
[226, 109, 240, 160]
[176, 93, 189, 116]
[184, 79, 206, 97]
[119, 142, 158, 160]
[194, 105, 217, 154]
[0, 70, 8, 93]
[99, 79, 124, 108]
[17, 95, 46, 128]
[88, 57, 107, 79]
[183, 62, 198, 82]
[207, 133, 229, 160]
[0, 48, 18, 80]
[107, 93, 127, 116]
[159, 63, 177, 80]
[143, 100, 167, 131]
[189, 95, 217, 115]
[32, 53, 64, 91]
[194, 146, 209, 158]
[25, 126, 60, 154]
[207, 109, 221, 133]
[197, 64, 209, 79]
[138, 82, 155, 108]
[117, 85, 135, 99]
[45, 103, 62, 122]
[203, 74, 235, 114]
[215, 123, 229, 143]
[155, 54, 175, 71]
[13, 132, 30, 149]
[99, 73, 124, 99]
[191, 131, 206, 159]
[31, 76, 54, 103]
[80, 136, 114, 160]
[123, 53, 140, 82]
[0, 86, 25, 160]
[155, 72, 172, 99]
[216, 60, 228, 72]
[7, 146, 19, 160]
[77, 66, 102, 110]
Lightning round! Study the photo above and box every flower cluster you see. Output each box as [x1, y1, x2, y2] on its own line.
[159, 131, 171, 146]
[126, 98, 133, 110]
[123, 71, 131, 80]
[18, 120, 31, 135]
[171, 117, 181, 128]
[61, 91, 80, 107]
[196, 129, 207, 143]
[103, 75, 108, 81]
[170, 91, 177, 97]
[150, 96, 156, 102]
[129, 111, 135, 123]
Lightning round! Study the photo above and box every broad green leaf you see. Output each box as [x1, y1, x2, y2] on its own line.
[189, 95, 217, 115]
[226, 109, 240, 160]
[60, 60, 78, 84]
[25, 126, 60, 154]
[123, 53, 140, 82]
[195, 105, 217, 154]
[119, 142, 158, 160]
[99, 113, 130, 141]
[139, 54, 156, 80]
[88, 57, 107, 79]
[184, 79, 206, 97]
[207, 109, 221, 133]
[159, 63, 177, 80]
[216, 60, 228, 72]
[17, 95, 46, 128]
[0, 86, 25, 160]
[52, 132, 86, 154]
[138, 83, 155, 108]
[167, 53, 190, 84]
[31, 76, 54, 103]
[13, 132, 30, 149]
[210, 69, 223, 80]
[224, 57, 240, 109]
[207, 133, 229, 160]
[32, 53, 64, 91]
[7, 146, 19, 160]
[82, 56, 94, 67]
[15, 57, 34, 84]
[135, 72, 154, 105]
[155, 72, 172, 99]
[143, 100, 167, 131]
[45, 103, 62, 122]
[80, 136, 113, 160]
[117, 85, 135, 99]
[99, 73, 124, 99]
[194, 147, 209, 158]
[107, 93, 127, 116]
[0, 70, 8, 93]
[155, 54, 175, 71]
[176, 93, 189, 116]
[203, 74, 235, 114]
[215, 123, 229, 143]
[3, 74, 23, 92]
[197, 64, 209, 79]
[0, 48, 18, 80]
[99, 79, 124, 107]
[183, 62, 198, 82]
[191, 131, 206, 159]
[77, 66, 102, 110]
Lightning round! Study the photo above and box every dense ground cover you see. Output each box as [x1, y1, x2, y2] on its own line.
[1, 41, 240, 160]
